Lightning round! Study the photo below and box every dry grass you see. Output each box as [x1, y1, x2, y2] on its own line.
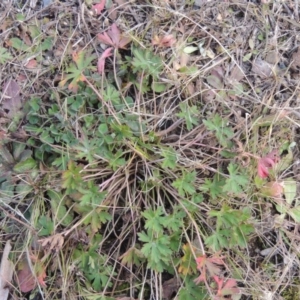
[0, 0, 300, 299]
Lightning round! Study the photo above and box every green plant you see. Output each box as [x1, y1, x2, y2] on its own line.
[73, 234, 116, 291]
[176, 102, 199, 130]
[172, 170, 197, 197]
[0, 46, 12, 64]
[203, 114, 234, 148]
[0, 142, 38, 199]
[125, 47, 165, 92]
[205, 205, 254, 251]
[223, 163, 248, 195]
[138, 206, 184, 272]
[60, 50, 96, 92]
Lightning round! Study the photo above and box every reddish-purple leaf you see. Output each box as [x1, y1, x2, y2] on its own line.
[97, 23, 131, 49]
[257, 150, 279, 178]
[214, 276, 240, 297]
[92, 0, 106, 15]
[16, 257, 46, 293]
[110, 23, 121, 46]
[97, 32, 114, 47]
[16, 260, 36, 293]
[97, 47, 113, 74]
[2, 79, 22, 118]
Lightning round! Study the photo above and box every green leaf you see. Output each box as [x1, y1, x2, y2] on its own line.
[243, 52, 252, 62]
[178, 276, 208, 300]
[103, 84, 122, 110]
[152, 81, 168, 93]
[79, 183, 107, 206]
[62, 161, 84, 192]
[77, 207, 111, 233]
[9, 38, 30, 51]
[13, 157, 37, 173]
[131, 48, 163, 78]
[40, 130, 55, 144]
[200, 174, 225, 199]
[283, 178, 297, 205]
[62, 50, 96, 90]
[142, 207, 165, 233]
[40, 37, 53, 51]
[172, 171, 197, 197]
[137, 231, 151, 243]
[0, 47, 12, 64]
[161, 146, 177, 169]
[206, 75, 223, 89]
[207, 205, 253, 250]
[203, 114, 234, 148]
[223, 163, 248, 195]
[37, 215, 54, 236]
[161, 206, 186, 233]
[98, 123, 109, 135]
[138, 230, 172, 272]
[288, 206, 300, 223]
[176, 102, 199, 130]
[47, 190, 73, 227]
[205, 231, 227, 251]
[177, 66, 198, 75]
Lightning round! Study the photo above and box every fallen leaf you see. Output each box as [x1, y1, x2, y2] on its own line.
[93, 0, 106, 15]
[2, 79, 23, 118]
[25, 59, 37, 69]
[152, 35, 176, 48]
[16, 73, 27, 82]
[257, 150, 279, 178]
[97, 23, 131, 49]
[162, 277, 180, 299]
[0, 240, 13, 300]
[16, 256, 47, 293]
[206, 75, 223, 89]
[252, 58, 274, 78]
[16, 259, 36, 293]
[229, 65, 244, 82]
[261, 181, 283, 198]
[38, 234, 64, 252]
[107, 3, 118, 20]
[97, 47, 113, 74]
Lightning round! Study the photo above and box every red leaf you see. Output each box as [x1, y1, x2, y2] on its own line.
[25, 59, 37, 69]
[97, 32, 114, 47]
[97, 47, 113, 74]
[194, 272, 206, 285]
[92, 0, 106, 15]
[214, 276, 240, 297]
[195, 254, 225, 284]
[257, 150, 279, 178]
[16, 260, 36, 293]
[213, 275, 224, 291]
[110, 23, 121, 46]
[37, 269, 46, 287]
[16, 257, 47, 292]
[97, 23, 131, 49]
